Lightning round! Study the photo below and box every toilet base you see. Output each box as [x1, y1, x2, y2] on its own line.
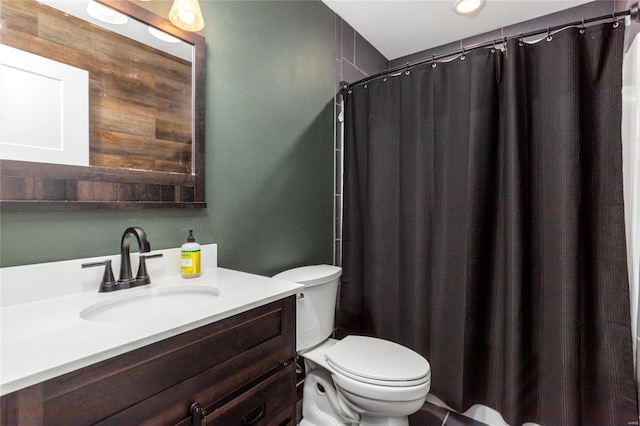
[301, 417, 408, 426]
[359, 416, 409, 426]
[300, 369, 412, 426]
[301, 369, 353, 425]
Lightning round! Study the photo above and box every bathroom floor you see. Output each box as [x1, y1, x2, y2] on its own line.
[296, 399, 490, 426]
[409, 402, 489, 426]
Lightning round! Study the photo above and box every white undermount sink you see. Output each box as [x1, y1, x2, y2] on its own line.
[79, 285, 221, 322]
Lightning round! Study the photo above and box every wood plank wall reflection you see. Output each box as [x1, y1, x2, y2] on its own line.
[1, 0, 193, 174]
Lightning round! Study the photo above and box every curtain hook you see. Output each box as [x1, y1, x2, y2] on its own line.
[503, 36, 508, 53]
[460, 46, 466, 60]
[546, 26, 553, 41]
[580, 18, 585, 34]
[431, 54, 437, 68]
[405, 62, 410, 75]
[382, 70, 387, 82]
[518, 33, 524, 46]
[491, 39, 496, 53]
[612, 13, 620, 28]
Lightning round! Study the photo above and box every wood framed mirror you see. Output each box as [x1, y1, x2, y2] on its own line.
[0, 0, 206, 210]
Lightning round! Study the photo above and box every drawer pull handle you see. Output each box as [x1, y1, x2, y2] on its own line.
[242, 402, 266, 425]
[190, 402, 207, 426]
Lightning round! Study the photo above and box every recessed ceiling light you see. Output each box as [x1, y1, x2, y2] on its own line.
[453, 0, 485, 16]
[86, 0, 128, 25]
[148, 26, 181, 43]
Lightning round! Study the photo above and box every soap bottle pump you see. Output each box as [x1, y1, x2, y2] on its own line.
[181, 229, 201, 278]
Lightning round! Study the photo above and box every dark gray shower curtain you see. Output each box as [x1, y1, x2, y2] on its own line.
[341, 23, 637, 425]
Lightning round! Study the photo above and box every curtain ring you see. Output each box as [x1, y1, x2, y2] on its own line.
[546, 26, 552, 41]
[518, 33, 524, 46]
[580, 18, 586, 34]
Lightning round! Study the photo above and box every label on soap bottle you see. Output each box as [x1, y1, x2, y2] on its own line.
[181, 250, 201, 278]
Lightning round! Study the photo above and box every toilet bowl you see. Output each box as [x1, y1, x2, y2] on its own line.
[302, 337, 431, 425]
[273, 265, 431, 426]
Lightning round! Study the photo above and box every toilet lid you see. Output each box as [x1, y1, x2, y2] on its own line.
[325, 336, 430, 385]
[273, 265, 342, 287]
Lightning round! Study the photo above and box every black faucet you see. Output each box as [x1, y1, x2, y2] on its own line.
[82, 226, 162, 292]
[119, 226, 151, 286]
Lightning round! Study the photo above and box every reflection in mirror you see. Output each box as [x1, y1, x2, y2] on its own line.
[39, 0, 193, 61]
[1, 0, 194, 173]
[0, 0, 206, 209]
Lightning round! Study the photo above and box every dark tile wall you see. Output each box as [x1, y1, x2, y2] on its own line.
[336, 19, 388, 83]
[390, 0, 629, 69]
[333, 16, 388, 266]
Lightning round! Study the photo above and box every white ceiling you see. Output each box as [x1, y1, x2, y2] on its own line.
[322, 0, 594, 60]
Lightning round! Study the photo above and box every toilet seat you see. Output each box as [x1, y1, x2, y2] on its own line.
[302, 337, 431, 411]
[325, 336, 431, 387]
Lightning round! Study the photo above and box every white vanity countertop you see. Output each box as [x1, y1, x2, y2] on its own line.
[0, 246, 303, 396]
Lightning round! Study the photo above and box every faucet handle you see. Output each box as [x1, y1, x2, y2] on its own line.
[82, 260, 117, 292]
[135, 253, 164, 286]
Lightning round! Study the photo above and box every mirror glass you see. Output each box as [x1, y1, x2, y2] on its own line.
[41, 0, 193, 62]
[0, 0, 206, 209]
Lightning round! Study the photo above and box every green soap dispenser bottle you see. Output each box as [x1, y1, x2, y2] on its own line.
[181, 229, 201, 278]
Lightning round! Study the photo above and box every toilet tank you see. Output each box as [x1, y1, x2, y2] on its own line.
[273, 265, 342, 352]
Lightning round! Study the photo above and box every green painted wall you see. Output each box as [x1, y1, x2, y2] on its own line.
[0, 1, 336, 276]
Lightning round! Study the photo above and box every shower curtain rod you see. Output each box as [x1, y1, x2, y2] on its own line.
[341, 2, 640, 92]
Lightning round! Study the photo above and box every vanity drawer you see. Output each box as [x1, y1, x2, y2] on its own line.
[202, 363, 296, 426]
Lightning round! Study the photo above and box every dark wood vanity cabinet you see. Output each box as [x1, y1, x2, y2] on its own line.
[0, 297, 296, 426]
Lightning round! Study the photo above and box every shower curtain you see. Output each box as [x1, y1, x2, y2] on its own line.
[341, 23, 637, 425]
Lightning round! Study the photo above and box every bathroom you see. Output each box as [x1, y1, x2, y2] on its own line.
[1, 0, 639, 425]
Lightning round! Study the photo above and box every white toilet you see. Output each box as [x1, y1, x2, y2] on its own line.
[273, 265, 431, 426]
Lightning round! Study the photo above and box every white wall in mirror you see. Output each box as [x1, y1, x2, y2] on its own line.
[0, 44, 89, 167]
